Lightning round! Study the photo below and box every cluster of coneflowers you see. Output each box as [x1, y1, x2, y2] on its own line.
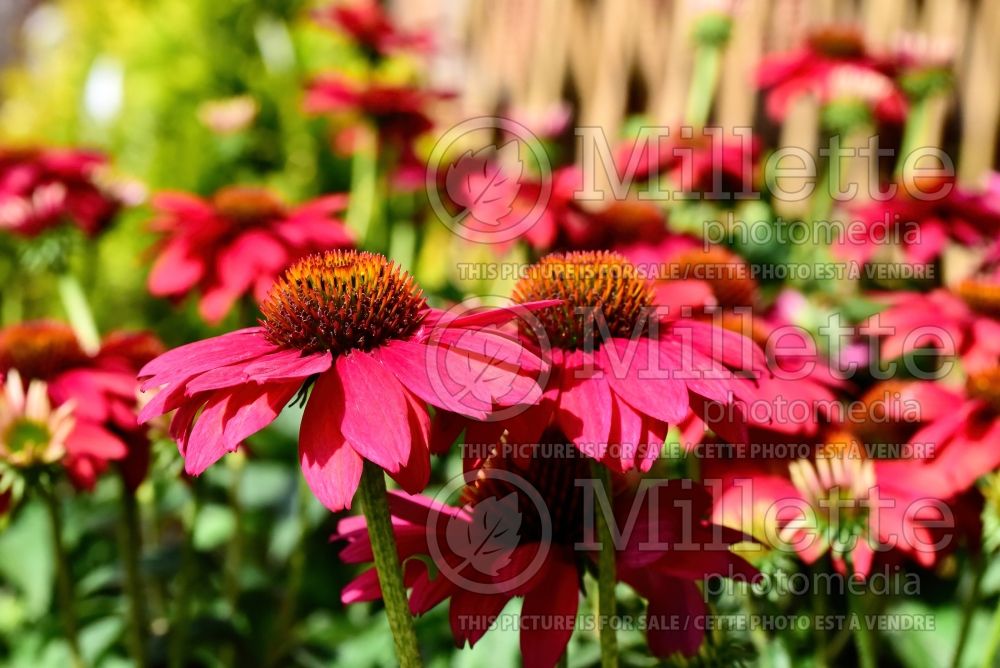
[1, 1, 1000, 667]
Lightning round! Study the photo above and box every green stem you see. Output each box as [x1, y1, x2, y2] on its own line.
[42, 486, 85, 668]
[118, 474, 149, 668]
[685, 45, 722, 127]
[591, 461, 618, 668]
[952, 551, 985, 668]
[813, 563, 829, 668]
[358, 461, 422, 668]
[895, 97, 929, 180]
[265, 477, 311, 667]
[847, 564, 876, 668]
[344, 125, 380, 248]
[982, 594, 1000, 668]
[169, 484, 202, 668]
[57, 273, 99, 355]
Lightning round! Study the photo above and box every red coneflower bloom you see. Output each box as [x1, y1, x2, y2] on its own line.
[0, 321, 162, 490]
[336, 436, 757, 667]
[138, 250, 553, 511]
[0, 147, 120, 238]
[756, 25, 904, 123]
[863, 288, 1000, 375]
[305, 75, 439, 150]
[437, 251, 763, 472]
[900, 371, 1000, 495]
[147, 186, 353, 324]
[614, 130, 760, 198]
[314, 0, 432, 58]
[840, 176, 1000, 265]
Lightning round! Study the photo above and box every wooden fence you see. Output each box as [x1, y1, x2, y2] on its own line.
[397, 0, 1000, 186]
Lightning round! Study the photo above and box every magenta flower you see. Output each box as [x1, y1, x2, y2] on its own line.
[756, 25, 904, 123]
[139, 250, 553, 511]
[305, 75, 438, 151]
[314, 1, 432, 57]
[864, 288, 1000, 375]
[0, 321, 162, 490]
[839, 176, 1000, 265]
[336, 439, 756, 667]
[614, 130, 760, 197]
[900, 372, 1000, 496]
[0, 147, 120, 238]
[447, 160, 666, 252]
[436, 251, 764, 472]
[147, 186, 353, 324]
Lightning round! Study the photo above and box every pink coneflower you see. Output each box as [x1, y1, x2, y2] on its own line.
[757, 25, 904, 123]
[898, 370, 1000, 495]
[336, 437, 757, 666]
[0, 147, 120, 237]
[147, 185, 353, 324]
[138, 250, 552, 511]
[305, 75, 438, 151]
[314, 1, 432, 58]
[611, 247, 844, 440]
[0, 321, 162, 490]
[863, 288, 1000, 375]
[437, 251, 763, 472]
[614, 130, 760, 198]
[618, 238, 759, 313]
[447, 161, 667, 253]
[839, 176, 1000, 265]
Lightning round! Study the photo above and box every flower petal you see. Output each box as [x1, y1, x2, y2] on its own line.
[299, 371, 364, 510]
[337, 352, 411, 473]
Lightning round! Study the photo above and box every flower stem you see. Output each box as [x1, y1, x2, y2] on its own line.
[685, 45, 722, 127]
[952, 551, 985, 668]
[117, 474, 149, 668]
[895, 97, 929, 180]
[266, 476, 311, 666]
[169, 483, 202, 668]
[57, 272, 100, 355]
[590, 461, 618, 668]
[358, 461, 422, 668]
[41, 486, 85, 668]
[982, 593, 1000, 668]
[847, 565, 876, 668]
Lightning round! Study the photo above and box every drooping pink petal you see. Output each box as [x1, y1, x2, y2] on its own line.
[148, 237, 205, 297]
[65, 420, 128, 460]
[387, 390, 431, 494]
[336, 352, 411, 473]
[299, 371, 364, 510]
[183, 382, 298, 475]
[601, 338, 689, 424]
[556, 351, 611, 460]
[376, 339, 489, 420]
